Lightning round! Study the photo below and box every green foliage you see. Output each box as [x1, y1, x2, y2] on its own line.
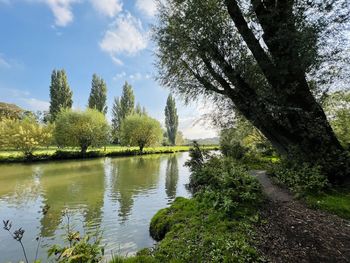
[187, 157, 263, 214]
[270, 161, 329, 195]
[120, 114, 163, 152]
[154, 0, 350, 183]
[0, 145, 219, 163]
[48, 210, 103, 263]
[306, 185, 350, 220]
[184, 141, 206, 173]
[112, 82, 135, 142]
[54, 109, 109, 154]
[88, 74, 108, 114]
[0, 117, 53, 158]
[49, 69, 73, 121]
[146, 197, 263, 263]
[132, 148, 264, 263]
[48, 234, 103, 263]
[164, 94, 178, 145]
[324, 90, 350, 149]
[220, 116, 273, 159]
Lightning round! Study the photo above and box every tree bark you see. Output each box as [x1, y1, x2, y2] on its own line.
[81, 145, 88, 157]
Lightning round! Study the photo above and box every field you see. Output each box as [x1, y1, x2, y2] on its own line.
[0, 145, 219, 163]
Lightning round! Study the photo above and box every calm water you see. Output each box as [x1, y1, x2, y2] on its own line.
[0, 152, 191, 263]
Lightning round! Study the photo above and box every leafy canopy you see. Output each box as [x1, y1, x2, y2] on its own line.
[165, 94, 179, 145]
[49, 69, 73, 121]
[0, 116, 53, 157]
[111, 82, 135, 141]
[324, 91, 350, 149]
[54, 109, 109, 154]
[120, 114, 163, 151]
[88, 74, 108, 114]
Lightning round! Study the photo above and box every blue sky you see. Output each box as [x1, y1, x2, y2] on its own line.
[0, 0, 217, 139]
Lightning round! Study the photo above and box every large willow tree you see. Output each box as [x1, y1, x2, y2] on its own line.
[155, 0, 350, 183]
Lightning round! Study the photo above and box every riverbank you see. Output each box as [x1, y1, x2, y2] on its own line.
[0, 145, 219, 163]
[111, 150, 350, 263]
[112, 153, 266, 262]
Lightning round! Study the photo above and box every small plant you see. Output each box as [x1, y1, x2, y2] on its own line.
[270, 160, 329, 195]
[48, 209, 104, 263]
[3, 220, 29, 263]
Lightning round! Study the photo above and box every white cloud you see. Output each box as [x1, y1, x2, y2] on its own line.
[178, 115, 217, 139]
[0, 87, 49, 112]
[135, 0, 158, 17]
[113, 71, 126, 80]
[129, 72, 142, 81]
[100, 13, 148, 64]
[90, 0, 122, 17]
[21, 98, 50, 111]
[46, 0, 81, 27]
[178, 101, 219, 139]
[111, 55, 124, 65]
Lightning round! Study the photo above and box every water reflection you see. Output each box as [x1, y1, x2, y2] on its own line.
[39, 159, 105, 237]
[165, 155, 179, 200]
[0, 153, 190, 262]
[109, 155, 161, 221]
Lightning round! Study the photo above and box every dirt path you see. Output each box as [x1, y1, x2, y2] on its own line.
[251, 170, 350, 263]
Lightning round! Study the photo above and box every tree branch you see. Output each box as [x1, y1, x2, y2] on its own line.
[181, 60, 226, 95]
[224, 0, 279, 88]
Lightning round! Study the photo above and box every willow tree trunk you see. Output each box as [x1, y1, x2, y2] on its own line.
[224, 0, 350, 183]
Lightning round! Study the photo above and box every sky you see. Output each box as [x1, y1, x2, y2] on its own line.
[0, 0, 218, 139]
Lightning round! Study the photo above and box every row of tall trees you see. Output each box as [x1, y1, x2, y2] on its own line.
[49, 70, 108, 121]
[0, 68, 181, 157]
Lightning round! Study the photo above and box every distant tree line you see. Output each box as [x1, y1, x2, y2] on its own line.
[0, 69, 183, 157]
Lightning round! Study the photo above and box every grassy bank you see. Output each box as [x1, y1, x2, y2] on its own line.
[0, 145, 219, 163]
[305, 185, 350, 220]
[111, 151, 266, 262]
[259, 157, 350, 220]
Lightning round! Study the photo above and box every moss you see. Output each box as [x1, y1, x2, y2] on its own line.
[149, 197, 196, 241]
[119, 195, 263, 262]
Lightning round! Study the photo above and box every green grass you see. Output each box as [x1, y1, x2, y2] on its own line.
[0, 145, 219, 163]
[111, 197, 264, 263]
[305, 185, 350, 220]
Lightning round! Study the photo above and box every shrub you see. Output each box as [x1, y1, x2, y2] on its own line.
[270, 161, 329, 195]
[0, 116, 53, 158]
[48, 210, 104, 263]
[120, 114, 163, 152]
[54, 109, 110, 155]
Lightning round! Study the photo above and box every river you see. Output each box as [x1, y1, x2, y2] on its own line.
[0, 152, 191, 262]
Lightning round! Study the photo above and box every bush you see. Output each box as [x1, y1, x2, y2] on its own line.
[188, 156, 263, 215]
[54, 109, 110, 155]
[270, 161, 329, 195]
[0, 116, 53, 158]
[120, 114, 163, 152]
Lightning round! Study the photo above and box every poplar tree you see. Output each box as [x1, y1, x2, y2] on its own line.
[88, 74, 108, 114]
[165, 94, 179, 145]
[111, 82, 135, 142]
[49, 69, 73, 121]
